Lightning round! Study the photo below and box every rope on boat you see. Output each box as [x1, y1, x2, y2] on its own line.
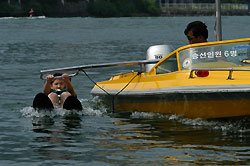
[81, 69, 142, 112]
[114, 72, 142, 96]
[82, 70, 112, 96]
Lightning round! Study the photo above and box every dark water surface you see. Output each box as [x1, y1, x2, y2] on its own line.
[1, 16, 250, 165]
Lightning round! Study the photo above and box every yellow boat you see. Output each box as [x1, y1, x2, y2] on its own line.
[89, 38, 250, 119]
[40, 38, 250, 119]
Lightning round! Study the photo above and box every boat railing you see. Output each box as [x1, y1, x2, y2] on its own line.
[189, 68, 250, 80]
[40, 59, 160, 80]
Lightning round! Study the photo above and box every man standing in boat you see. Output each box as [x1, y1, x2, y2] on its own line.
[184, 21, 208, 44]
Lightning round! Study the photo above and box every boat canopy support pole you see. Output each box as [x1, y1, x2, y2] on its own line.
[140, 64, 145, 72]
[216, 0, 222, 41]
[40, 59, 159, 80]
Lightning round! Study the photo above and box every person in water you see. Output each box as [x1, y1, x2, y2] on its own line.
[184, 21, 208, 44]
[29, 8, 34, 18]
[43, 73, 77, 108]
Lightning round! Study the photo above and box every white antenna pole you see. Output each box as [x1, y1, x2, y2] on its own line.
[215, 0, 222, 41]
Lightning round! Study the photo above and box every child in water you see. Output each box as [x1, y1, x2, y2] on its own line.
[43, 73, 77, 108]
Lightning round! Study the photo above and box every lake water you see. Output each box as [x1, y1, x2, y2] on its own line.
[1, 16, 250, 165]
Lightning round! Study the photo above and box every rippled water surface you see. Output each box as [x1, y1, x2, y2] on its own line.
[1, 16, 250, 165]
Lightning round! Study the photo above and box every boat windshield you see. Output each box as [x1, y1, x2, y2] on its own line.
[179, 41, 250, 70]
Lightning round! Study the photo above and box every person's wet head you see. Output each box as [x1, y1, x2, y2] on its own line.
[184, 21, 208, 44]
[50, 73, 66, 90]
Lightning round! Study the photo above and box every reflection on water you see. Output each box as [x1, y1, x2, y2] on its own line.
[30, 111, 82, 161]
[19, 93, 250, 165]
[19, 100, 250, 165]
[107, 116, 250, 165]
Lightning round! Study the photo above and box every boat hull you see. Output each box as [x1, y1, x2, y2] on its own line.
[92, 89, 250, 119]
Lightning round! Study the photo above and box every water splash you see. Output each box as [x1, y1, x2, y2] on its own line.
[20, 97, 250, 135]
[20, 97, 108, 119]
[20, 106, 52, 118]
[80, 97, 108, 116]
[130, 111, 250, 134]
[131, 111, 169, 119]
[0, 16, 46, 20]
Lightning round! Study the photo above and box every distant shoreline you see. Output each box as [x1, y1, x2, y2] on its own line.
[1, 13, 249, 18]
[0, 8, 249, 17]
[1, 10, 249, 18]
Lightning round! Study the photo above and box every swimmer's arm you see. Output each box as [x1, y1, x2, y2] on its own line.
[43, 75, 53, 95]
[62, 74, 77, 97]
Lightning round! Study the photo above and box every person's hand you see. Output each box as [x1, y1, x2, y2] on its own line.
[46, 75, 54, 83]
[62, 73, 70, 82]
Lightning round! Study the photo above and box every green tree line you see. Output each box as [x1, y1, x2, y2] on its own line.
[0, 0, 161, 17]
[87, 0, 161, 17]
[0, 0, 248, 17]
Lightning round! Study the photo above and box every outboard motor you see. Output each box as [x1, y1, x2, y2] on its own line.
[146, 45, 175, 72]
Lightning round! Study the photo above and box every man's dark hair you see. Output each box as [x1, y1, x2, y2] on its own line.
[184, 21, 208, 40]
